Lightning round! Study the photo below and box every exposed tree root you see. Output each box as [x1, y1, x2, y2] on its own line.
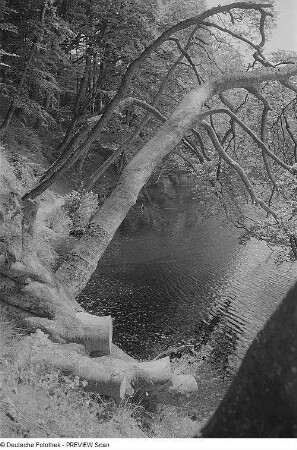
[0, 259, 198, 403]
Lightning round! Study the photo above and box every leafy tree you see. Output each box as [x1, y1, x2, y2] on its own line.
[2, 1, 297, 298]
[14, 1, 296, 296]
[1, 0, 297, 420]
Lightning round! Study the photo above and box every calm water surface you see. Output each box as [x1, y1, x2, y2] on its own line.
[79, 176, 297, 375]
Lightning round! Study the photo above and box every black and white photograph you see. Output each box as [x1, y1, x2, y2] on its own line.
[0, 0, 296, 445]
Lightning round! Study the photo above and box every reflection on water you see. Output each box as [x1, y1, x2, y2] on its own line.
[79, 175, 297, 375]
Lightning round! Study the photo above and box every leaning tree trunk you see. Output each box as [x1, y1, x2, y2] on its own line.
[54, 64, 297, 297]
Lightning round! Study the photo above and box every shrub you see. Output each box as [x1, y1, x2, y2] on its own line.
[63, 190, 99, 233]
[33, 195, 72, 268]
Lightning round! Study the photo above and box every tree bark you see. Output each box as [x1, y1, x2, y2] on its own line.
[197, 280, 297, 437]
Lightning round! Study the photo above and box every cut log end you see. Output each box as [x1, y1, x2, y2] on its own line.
[76, 312, 112, 356]
[153, 374, 198, 406]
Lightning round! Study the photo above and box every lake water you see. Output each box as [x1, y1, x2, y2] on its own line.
[79, 175, 297, 376]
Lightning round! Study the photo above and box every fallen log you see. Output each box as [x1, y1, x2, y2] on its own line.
[153, 374, 198, 406]
[0, 300, 134, 366]
[17, 332, 175, 400]
[95, 356, 198, 404]
[1, 285, 198, 404]
[1, 148, 180, 403]
[75, 312, 112, 356]
[17, 331, 130, 399]
[94, 355, 172, 393]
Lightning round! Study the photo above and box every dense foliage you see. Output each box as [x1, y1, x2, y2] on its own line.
[1, 0, 297, 246]
[0, 0, 157, 125]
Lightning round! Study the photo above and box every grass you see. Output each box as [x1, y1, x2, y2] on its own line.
[0, 309, 213, 439]
[0, 309, 148, 438]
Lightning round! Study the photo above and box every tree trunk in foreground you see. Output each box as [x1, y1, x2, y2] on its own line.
[16, 332, 173, 399]
[197, 281, 297, 437]
[55, 64, 297, 297]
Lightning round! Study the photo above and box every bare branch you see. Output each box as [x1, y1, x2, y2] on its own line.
[202, 120, 278, 219]
[247, 87, 271, 110]
[236, 93, 250, 112]
[247, 87, 277, 188]
[194, 36, 207, 46]
[260, 104, 278, 188]
[252, 52, 297, 93]
[212, 64, 297, 94]
[191, 129, 212, 161]
[219, 93, 236, 112]
[271, 98, 297, 127]
[109, 25, 201, 159]
[168, 37, 203, 84]
[219, 93, 236, 141]
[228, 11, 235, 25]
[281, 80, 297, 94]
[284, 114, 297, 162]
[200, 20, 269, 63]
[183, 137, 205, 163]
[200, 107, 296, 174]
[259, 9, 273, 47]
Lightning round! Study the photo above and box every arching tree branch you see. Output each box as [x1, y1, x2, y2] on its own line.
[168, 37, 203, 84]
[200, 107, 297, 174]
[247, 87, 278, 189]
[23, 2, 273, 201]
[202, 120, 278, 220]
[284, 114, 297, 162]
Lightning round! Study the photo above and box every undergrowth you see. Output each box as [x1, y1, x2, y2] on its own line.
[0, 312, 146, 438]
[0, 312, 205, 438]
